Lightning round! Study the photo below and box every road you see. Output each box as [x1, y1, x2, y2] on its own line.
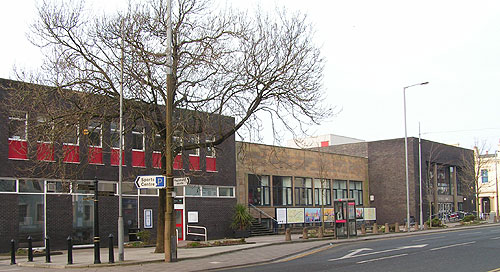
[221, 226, 500, 272]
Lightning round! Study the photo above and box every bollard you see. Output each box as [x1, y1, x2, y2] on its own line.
[424, 222, 429, 230]
[108, 234, 114, 264]
[45, 236, 51, 263]
[373, 223, 378, 234]
[361, 224, 366, 235]
[10, 239, 15, 265]
[27, 236, 33, 262]
[302, 228, 308, 239]
[285, 228, 291, 241]
[318, 227, 324, 238]
[385, 223, 389, 233]
[395, 222, 400, 233]
[67, 236, 73, 265]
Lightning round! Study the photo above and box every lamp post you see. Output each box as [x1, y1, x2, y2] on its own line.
[404, 81, 428, 232]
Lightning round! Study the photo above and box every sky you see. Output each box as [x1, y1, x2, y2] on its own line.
[1, 0, 500, 152]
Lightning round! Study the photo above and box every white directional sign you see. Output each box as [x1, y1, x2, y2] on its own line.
[174, 177, 190, 186]
[134, 175, 166, 189]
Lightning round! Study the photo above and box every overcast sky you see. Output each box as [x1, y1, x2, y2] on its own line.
[1, 0, 500, 151]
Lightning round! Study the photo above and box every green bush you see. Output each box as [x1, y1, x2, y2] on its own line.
[137, 230, 151, 244]
[426, 218, 443, 227]
[462, 215, 476, 222]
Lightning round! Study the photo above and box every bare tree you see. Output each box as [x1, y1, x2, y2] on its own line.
[460, 140, 492, 217]
[6, 0, 332, 252]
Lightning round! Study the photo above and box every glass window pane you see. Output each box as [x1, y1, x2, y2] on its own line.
[0, 179, 16, 192]
[219, 187, 234, 197]
[19, 180, 44, 193]
[140, 188, 158, 195]
[123, 182, 138, 195]
[202, 186, 217, 197]
[18, 194, 44, 247]
[185, 185, 201, 196]
[47, 181, 70, 193]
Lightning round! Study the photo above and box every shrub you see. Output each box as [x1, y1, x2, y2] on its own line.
[426, 218, 443, 227]
[462, 215, 476, 222]
[137, 230, 151, 244]
[230, 204, 253, 230]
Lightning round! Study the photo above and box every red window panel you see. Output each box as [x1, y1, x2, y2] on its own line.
[153, 152, 162, 169]
[189, 155, 200, 171]
[88, 147, 103, 164]
[132, 150, 145, 167]
[173, 154, 182, 170]
[320, 141, 329, 147]
[8, 140, 28, 160]
[111, 148, 126, 166]
[37, 142, 54, 161]
[63, 144, 80, 163]
[206, 157, 216, 172]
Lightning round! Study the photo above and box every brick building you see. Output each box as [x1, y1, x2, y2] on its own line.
[236, 142, 369, 230]
[322, 138, 475, 224]
[0, 78, 236, 252]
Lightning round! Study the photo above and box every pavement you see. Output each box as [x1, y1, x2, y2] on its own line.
[2, 221, 498, 271]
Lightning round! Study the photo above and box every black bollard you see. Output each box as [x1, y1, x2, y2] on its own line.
[67, 236, 73, 265]
[10, 239, 15, 265]
[108, 234, 114, 264]
[93, 178, 101, 264]
[27, 236, 33, 262]
[45, 236, 51, 263]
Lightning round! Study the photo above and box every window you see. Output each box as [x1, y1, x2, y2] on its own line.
[132, 125, 145, 167]
[63, 124, 80, 163]
[437, 167, 450, 195]
[481, 169, 489, 183]
[185, 185, 201, 196]
[219, 187, 234, 197]
[87, 121, 102, 147]
[248, 174, 270, 206]
[19, 180, 44, 193]
[206, 136, 216, 157]
[349, 181, 363, 205]
[8, 112, 27, 140]
[36, 117, 55, 161]
[333, 180, 347, 200]
[110, 121, 123, 149]
[0, 179, 16, 192]
[8, 112, 28, 160]
[188, 135, 200, 171]
[314, 178, 331, 206]
[273, 176, 292, 206]
[132, 126, 145, 151]
[294, 177, 312, 206]
[202, 186, 218, 197]
[110, 121, 125, 166]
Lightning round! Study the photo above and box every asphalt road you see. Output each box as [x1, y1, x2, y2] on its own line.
[221, 226, 500, 272]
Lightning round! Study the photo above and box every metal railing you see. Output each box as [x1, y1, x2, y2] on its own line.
[187, 225, 207, 242]
[248, 203, 278, 233]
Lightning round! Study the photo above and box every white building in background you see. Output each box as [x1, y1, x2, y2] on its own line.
[477, 143, 500, 219]
[286, 134, 365, 149]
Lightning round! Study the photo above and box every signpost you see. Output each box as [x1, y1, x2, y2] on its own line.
[173, 177, 190, 186]
[134, 175, 166, 189]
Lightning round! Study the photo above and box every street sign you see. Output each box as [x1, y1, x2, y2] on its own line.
[134, 175, 166, 189]
[173, 177, 190, 186]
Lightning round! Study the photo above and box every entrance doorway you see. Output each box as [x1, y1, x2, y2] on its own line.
[482, 198, 491, 214]
[175, 209, 183, 241]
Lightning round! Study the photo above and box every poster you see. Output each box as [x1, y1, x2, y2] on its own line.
[356, 208, 364, 220]
[287, 208, 305, 224]
[305, 208, 321, 223]
[144, 209, 153, 229]
[363, 208, 376, 221]
[276, 208, 287, 224]
[323, 208, 335, 222]
[188, 211, 199, 223]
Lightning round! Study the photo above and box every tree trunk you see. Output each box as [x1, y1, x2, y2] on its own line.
[155, 189, 166, 253]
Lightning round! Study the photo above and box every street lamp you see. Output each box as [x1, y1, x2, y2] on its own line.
[404, 81, 428, 232]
